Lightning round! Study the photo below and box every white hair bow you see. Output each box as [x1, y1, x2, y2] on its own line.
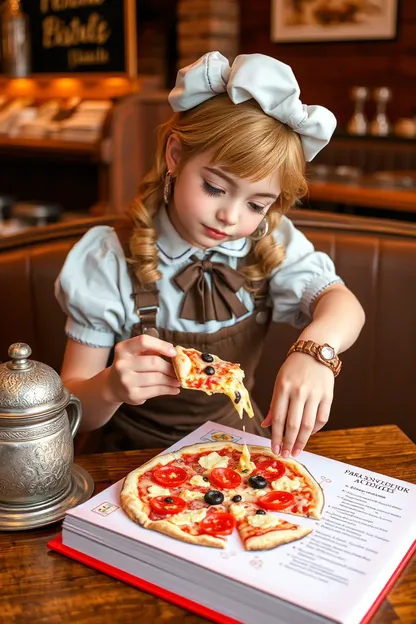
[169, 51, 336, 162]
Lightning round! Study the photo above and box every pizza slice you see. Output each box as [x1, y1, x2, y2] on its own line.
[229, 501, 311, 551]
[172, 346, 254, 418]
[240, 445, 325, 520]
[120, 448, 236, 549]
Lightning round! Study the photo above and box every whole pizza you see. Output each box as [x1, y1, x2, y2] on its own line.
[120, 442, 324, 551]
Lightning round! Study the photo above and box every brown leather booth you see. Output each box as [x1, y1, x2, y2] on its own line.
[1, 210, 415, 443]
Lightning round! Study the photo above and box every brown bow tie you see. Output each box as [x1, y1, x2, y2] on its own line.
[173, 255, 249, 324]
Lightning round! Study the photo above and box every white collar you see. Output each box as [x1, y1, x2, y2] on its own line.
[155, 204, 250, 266]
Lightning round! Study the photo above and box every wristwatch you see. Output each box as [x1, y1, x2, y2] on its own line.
[286, 340, 342, 377]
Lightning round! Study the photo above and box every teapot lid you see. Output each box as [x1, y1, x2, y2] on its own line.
[0, 343, 66, 416]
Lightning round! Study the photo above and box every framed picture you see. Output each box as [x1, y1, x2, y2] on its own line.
[271, 0, 399, 43]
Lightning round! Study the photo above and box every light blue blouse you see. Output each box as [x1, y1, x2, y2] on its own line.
[55, 206, 343, 348]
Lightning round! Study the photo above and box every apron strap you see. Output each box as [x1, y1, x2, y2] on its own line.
[114, 220, 160, 338]
[237, 252, 270, 324]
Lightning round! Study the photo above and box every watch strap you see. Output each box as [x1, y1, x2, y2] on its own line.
[286, 340, 342, 377]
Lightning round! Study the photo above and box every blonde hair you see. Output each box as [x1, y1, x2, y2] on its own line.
[127, 94, 308, 286]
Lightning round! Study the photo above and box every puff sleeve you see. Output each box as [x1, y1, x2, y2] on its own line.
[54, 226, 130, 348]
[269, 216, 343, 328]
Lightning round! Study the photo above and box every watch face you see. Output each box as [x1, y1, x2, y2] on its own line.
[320, 345, 335, 361]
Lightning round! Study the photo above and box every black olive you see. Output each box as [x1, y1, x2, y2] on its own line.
[204, 490, 224, 505]
[201, 352, 214, 363]
[256, 509, 266, 515]
[164, 497, 174, 504]
[241, 469, 249, 473]
[248, 475, 268, 489]
[234, 391, 241, 404]
[204, 366, 215, 376]
[203, 476, 209, 482]
[232, 495, 242, 503]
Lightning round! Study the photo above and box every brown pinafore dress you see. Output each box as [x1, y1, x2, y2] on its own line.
[100, 226, 272, 451]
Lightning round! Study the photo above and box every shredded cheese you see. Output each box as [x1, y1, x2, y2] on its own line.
[250, 488, 271, 498]
[189, 475, 209, 487]
[198, 452, 229, 470]
[238, 444, 256, 474]
[170, 508, 207, 526]
[247, 513, 280, 529]
[147, 485, 171, 497]
[229, 504, 246, 520]
[271, 476, 303, 492]
[179, 490, 204, 502]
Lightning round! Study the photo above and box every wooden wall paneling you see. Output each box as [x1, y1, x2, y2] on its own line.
[239, 0, 416, 128]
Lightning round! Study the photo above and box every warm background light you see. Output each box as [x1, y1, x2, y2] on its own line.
[0, 76, 137, 100]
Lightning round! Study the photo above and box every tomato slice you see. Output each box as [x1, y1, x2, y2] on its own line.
[149, 495, 187, 515]
[257, 491, 295, 511]
[210, 467, 242, 489]
[152, 465, 188, 487]
[200, 512, 236, 536]
[254, 459, 286, 481]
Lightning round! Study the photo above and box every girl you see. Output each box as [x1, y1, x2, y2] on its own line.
[56, 52, 365, 457]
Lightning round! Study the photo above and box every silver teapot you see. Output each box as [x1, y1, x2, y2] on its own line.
[0, 343, 93, 530]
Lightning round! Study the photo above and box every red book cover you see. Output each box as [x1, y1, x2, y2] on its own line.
[48, 531, 415, 623]
[48, 534, 241, 624]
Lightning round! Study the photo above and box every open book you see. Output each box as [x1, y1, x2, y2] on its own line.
[49, 421, 416, 624]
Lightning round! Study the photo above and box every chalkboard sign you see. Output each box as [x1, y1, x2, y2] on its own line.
[21, 0, 137, 76]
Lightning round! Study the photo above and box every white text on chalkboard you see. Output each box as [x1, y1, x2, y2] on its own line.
[41, 0, 105, 12]
[42, 14, 110, 48]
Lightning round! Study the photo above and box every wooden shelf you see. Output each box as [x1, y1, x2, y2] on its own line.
[0, 90, 151, 213]
[0, 136, 102, 162]
[308, 180, 416, 213]
[334, 131, 416, 144]
[315, 133, 416, 174]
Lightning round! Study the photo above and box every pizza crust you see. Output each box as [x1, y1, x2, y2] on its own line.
[245, 525, 312, 551]
[120, 452, 178, 527]
[243, 446, 325, 520]
[281, 457, 324, 520]
[149, 520, 226, 548]
[175, 441, 242, 456]
[172, 346, 194, 387]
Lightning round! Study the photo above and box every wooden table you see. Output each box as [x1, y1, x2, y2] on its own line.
[1, 425, 415, 624]
[308, 180, 416, 213]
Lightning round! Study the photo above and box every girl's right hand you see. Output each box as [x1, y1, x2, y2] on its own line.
[105, 334, 181, 405]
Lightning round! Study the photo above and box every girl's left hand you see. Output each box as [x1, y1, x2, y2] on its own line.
[261, 352, 335, 458]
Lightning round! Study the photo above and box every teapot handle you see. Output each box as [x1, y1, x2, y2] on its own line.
[67, 394, 82, 438]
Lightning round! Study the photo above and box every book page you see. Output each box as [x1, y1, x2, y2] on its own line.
[278, 464, 415, 622]
[65, 421, 416, 623]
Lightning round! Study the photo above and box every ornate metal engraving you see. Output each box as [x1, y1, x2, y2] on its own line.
[0, 413, 66, 441]
[0, 426, 73, 500]
[0, 361, 63, 410]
